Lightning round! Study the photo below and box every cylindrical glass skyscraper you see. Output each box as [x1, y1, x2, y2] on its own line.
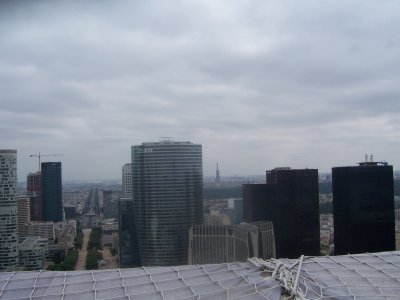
[132, 140, 203, 266]
[0, 150, 19, 270]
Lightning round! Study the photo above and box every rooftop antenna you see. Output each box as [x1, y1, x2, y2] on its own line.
[159, 137, 174, 143]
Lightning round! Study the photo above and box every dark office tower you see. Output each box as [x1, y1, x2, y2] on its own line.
[118, 198, 140, 268]
[132, 140, 203, 266]
[41, 162, 63, 222]
[243, 168, 320, 258]
[243, 184, 269, 222]
[332, 162, 395, 255]
[0, 150, 19, 270]
[27, 172, 42, 221]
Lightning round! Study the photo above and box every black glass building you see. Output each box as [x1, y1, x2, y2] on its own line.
[132, 141, 203, 266]
[118, 198, 141, 268]
[332, 162, 395, 255]
[243, 168, 320, 258]
[41, 162, 63, 222]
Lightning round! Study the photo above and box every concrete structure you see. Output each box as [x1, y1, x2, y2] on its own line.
[0, 149, 19, 270]
[18, 236, 48, 271]
[28, 221, 56, 244]
[41, 162, 63, 222]
[132, 140, 203, 266]
[102, 220, 118, 248]
[188, 221, 275, 265]
[55, 220, 77, 250]
[243, 168, 320, 258]
[17, 196, 31, 240]
[333, 161, 395, 255]
[122, 163, 132, 199]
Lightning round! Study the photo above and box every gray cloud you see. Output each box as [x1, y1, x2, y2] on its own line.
[1, 0, 400, 180]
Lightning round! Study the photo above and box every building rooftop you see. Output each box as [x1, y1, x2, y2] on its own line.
[1, 251, 400, 299]
[19, 237, 47, 250]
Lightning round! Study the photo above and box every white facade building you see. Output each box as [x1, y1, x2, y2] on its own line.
[19, 236, 48, 271]
[0, 150, 19, 270]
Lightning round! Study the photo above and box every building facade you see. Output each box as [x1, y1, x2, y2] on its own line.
[122, 163, 133, 199]
[243, 168, 320, 258]
[188, 221, 275, 265]
[27, 172, 42, 221]
[132, 140, 203, 266]
[19, 236, 48, 271]
[118, 198, 140, 268]
[0, 150, 19, 270]
[41, 162, 63, 222]
[17, 196, 31, 240]
[333, 162, 395, 255]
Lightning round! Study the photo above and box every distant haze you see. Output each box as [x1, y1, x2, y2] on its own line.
[1, 0, 400, 180]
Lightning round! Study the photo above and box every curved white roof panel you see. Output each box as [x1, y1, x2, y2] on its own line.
[0, 251, 400, 299]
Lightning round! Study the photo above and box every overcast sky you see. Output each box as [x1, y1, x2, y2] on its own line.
[1, 0, 400, 181]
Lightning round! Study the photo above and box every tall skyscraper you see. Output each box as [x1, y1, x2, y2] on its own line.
[132, 140, 203, 266]
[122, 163, 132, 199]
[27, 171, 42, 221]
[41, 162, 63, 222]
[332, 161, 395, 255]
[243, 168, 320, 258]
[0, 150, 19, 270]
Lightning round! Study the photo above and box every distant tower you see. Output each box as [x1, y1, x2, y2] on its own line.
[0, 150, 19, 270]
[27, 171, 42, 221]
[332, 160, 395, 255]
[122, 163, 132, 199]
[17, 196, 31, 240]
[132, 140, 203, 266]
[215, 163, 221, 183]
[41, 162, 63, 222]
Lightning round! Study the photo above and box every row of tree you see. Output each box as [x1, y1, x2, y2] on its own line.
[47, 249, 79, 271]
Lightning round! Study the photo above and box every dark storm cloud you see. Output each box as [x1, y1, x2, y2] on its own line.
[1, 0, 400, 179]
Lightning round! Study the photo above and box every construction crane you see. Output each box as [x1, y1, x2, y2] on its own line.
[29, 152, 63, 172]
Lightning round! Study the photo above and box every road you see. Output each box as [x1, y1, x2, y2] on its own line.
[75, 228, 91, 270]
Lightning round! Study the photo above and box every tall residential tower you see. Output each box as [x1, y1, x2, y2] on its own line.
[0, 150, 19, 270]
[132, 140, 203, 266]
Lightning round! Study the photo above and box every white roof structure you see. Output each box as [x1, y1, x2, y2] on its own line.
[1, 251, 400, 299]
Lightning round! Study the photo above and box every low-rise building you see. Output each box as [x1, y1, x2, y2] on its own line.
[55, 220, 77, 250]
[19, 237, 48, 270]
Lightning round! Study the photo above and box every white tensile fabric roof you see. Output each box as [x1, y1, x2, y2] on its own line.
[1, 251, 400, 299]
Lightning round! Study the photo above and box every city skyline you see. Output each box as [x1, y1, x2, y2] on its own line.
[2, 1, 400, 180]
